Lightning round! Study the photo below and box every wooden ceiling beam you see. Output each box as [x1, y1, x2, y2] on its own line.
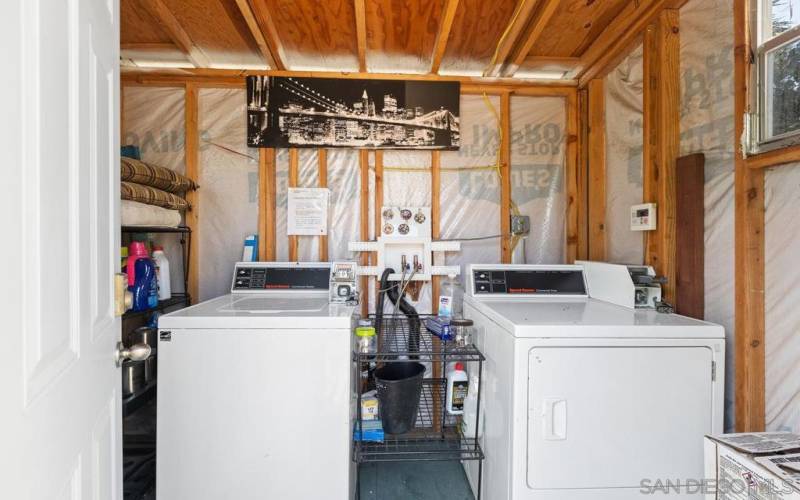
[430, 0, 460, 74]
[248, 0, 287, 70]
[121, 66, 577, 86]
[484, 0, 539, 77]
[139, 0, 210, 68]
[576, 0, 689, 86]
[502, 0, 562, 77]
[233, 0, 278, 69]
[354, 0, 368, 72]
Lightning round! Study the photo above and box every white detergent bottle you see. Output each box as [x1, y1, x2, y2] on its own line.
[152, 245, 172, 300]
[446, 362, 469, 415]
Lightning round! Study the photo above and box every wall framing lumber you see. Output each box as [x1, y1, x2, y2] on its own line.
[734, 0, 766, 433]
[318, 149, 329, 261]
[354, 0, 368, 72]
[431, 149, 443, 431]
[747, 144, 800, 169]
[121, 67, 578, 90]
[675, 153, 705, 320]
[233, 0, 279, 69]
[642, 10, 679, 305]
[587, 79, 607, 261]
[500, 92, 512, 263]
[565, 89, 581, 263]
[140, 0, 210, 68]
[577, 87, 590, 261]
[430, 0, 460, 74]
[258, 148, 277, 261]
[374, 150, 384, 309]
[288, 148, 299, 261]
[359, 150, 370, 316]
[184, 83, 200, 303]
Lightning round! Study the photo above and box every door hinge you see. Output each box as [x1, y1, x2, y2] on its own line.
[712, 361, 717, 382]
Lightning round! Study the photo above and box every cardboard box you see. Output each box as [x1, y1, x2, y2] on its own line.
[704, 433, 800, 499]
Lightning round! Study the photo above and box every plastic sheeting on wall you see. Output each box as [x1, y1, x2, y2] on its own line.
[511, 96, 566, 264]
[441, 95, 502, 277]
[122, 87, 186, 295]
[604, 45, 645, 265]
[197, 89, 258, 302]
[680, 0, 736, 432]
[765, 163, 800, 432]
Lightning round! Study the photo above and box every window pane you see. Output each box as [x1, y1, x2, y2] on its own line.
[770, 0, 800, 37]
[768, 38, 800, 138]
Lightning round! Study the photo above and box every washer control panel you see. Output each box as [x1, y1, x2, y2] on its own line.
[231, 262, 330, 292]
[472, 268, 587, 296]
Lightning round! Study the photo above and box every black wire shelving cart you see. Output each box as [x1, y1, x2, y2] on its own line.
[353, 314, 485, 499]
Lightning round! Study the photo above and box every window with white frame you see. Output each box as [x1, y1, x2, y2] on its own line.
[754, 0, 800, 150]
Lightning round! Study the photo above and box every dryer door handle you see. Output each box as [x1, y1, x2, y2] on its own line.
[542, 398, 567, 441]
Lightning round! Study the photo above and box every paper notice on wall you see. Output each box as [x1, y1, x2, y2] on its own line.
[287, 188, 329, 235]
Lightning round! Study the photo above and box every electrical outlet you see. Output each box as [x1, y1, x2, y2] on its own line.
[510, 215, 530, 236]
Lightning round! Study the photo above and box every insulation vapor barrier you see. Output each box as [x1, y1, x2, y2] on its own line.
[197, 89, 259, 302]
[765, 164, 800, 433]
[680, 0, 736, 432]
[604, 0, 736, 430]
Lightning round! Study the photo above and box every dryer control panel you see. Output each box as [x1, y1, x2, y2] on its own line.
[471, 267, 587, 296]
[232, 263, 331, 292]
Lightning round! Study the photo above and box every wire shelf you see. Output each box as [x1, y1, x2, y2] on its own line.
[355, 436, 483, 463]
[354, 314, 484, 363]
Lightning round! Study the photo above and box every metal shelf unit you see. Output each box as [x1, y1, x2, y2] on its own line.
[353, 314, 485, 499]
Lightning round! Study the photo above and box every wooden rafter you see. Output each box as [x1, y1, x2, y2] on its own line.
[576, 0, 689, 86]
[430, 0, 460, 74]
[248, 0, 287, 70]
[354, 0, 367, 72]
[234, 0, 279, 69]
[140, 0, 210, 68]
[483, 0, 540, 77]
[504, 0, 562, 77]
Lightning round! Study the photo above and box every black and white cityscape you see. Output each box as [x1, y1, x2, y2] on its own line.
[246, 76, 460, 149]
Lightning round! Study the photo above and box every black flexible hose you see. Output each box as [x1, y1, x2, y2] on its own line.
[386, 275, 420, 359]
[374, 268, 393, 340]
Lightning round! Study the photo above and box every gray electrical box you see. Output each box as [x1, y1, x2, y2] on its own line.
[510, 215, 530, 236]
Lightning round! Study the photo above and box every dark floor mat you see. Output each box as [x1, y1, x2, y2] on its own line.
[358, 462, 475, 500]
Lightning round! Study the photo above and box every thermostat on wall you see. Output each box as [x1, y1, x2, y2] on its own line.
[630, 203, 657, 231]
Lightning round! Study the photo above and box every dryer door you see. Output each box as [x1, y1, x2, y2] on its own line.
[527, 346, 713, 491]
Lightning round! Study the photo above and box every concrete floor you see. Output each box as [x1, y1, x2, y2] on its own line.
[358, 462, 475, 500]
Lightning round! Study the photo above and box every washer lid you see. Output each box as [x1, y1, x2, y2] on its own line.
[159, 294, 355, 329]
[465, 297, 725, 339]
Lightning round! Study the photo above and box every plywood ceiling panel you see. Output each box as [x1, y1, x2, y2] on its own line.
[121, 0, 174, 45]
[365, 0, 446, 74]
[161, 0, 265, 67]
[529, 0, 630, 57]
[438, 0, 519, 75]
[258, 0, 360, 71]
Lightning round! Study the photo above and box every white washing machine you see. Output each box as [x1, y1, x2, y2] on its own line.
[156, 262, 359, 500]
[462, 263, 725, 500]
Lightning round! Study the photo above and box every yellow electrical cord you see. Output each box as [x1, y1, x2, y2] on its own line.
[485, 0, 528, 75]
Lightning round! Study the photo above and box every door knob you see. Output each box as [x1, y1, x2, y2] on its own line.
[115, 341, 151, 367]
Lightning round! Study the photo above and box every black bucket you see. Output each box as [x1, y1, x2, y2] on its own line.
[374, 362, 426, 434]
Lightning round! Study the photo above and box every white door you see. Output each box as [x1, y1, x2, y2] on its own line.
[527, 346, 713, 491]
[0, 0, 121, 499]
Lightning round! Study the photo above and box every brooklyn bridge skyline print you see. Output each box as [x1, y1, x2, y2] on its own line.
[246, 76, 460, 150]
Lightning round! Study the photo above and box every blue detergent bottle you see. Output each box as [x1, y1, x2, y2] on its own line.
[130, 257, 159, 311]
